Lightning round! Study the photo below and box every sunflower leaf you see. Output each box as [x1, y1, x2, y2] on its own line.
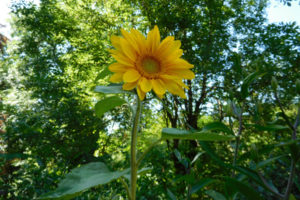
[94, 85, 133, 94]
[95, 96, 127, 118]
[161, 128, 235, 141]
[38, 162, 130, 200]
[202, 122, 234, 135]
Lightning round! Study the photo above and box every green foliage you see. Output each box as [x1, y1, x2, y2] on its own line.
[224, 178, 263, 200]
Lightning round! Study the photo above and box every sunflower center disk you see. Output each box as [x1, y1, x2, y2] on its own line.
[141, 58, 161, 74]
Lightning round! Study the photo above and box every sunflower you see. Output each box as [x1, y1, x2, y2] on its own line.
[108, 25, 195, 100]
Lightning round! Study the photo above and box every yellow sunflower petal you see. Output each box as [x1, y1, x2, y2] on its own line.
[109, 63, 133, 72]
[168, 69, 195, 79]
[151, 79, 166, 95]
[137, 86, 146, 100]
[166, 49, 183, 61]
[160, 75, 189, 89]
[154, 36, 174, 57]
[121, 29, 140, 54]
[178, 90, 187, 99]
[109, 73, 124, 83]
[162, 79, 179, 93]
[162, 78, 187, 98]
[140, 77, 152, 92]
[159, 40, 182, 60]
[131, 29, 146, 54]
[111, 53, 135, 66]
[120, 38, 137, 62]
[123, 81, 137, 90]
[164, 58, 194, 69]
[123, 69, 141, 83]
[156, 93, 164, 99]
[111, 35, 122, 50]
[177, 81, 189, 90]
[146, 25, 160, 53]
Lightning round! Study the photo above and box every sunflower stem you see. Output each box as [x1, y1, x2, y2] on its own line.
[130, 94, 142, 200]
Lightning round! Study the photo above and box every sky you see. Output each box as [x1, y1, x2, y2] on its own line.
[1, 0, 300, 38]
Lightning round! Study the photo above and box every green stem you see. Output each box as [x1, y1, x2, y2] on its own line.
[284, 160, 296, 200]
[284, 106, 300, 200]
[120, 177, 131, 200]
[232, 112, 242, 177]
[130, 95, 142, 200]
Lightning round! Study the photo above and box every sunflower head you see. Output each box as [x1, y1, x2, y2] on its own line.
[108, 25, 195, 100]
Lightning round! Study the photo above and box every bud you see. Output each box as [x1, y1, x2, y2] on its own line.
[296, 79, 300, 95]
[271, 77, 278, 91]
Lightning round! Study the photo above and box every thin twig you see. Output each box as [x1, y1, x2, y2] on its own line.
[232, 109, 243, 177]
[274, 92, 294, 130]
[292, 106, 300, 139]
[120, 177, 131, 200]
[284, 160, 296, 200]
[258, 172, 284, 199]
[284, 105, 300, 200]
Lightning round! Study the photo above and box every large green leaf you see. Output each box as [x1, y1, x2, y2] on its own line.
[225, 178, 263, 200]
[205, 190, 226, 200]
[202, 122, 234, 135]
[161, 128, 235, 141]
[251, 124, 289, 132]
[95, 96, 126, 118]
[167, 189, 177, 200]
[0, 153, 29, 159]
[255, 155, 287, 169]
[94, 85, 133, 94]
[241, 71, 265, 99]
[190, 178, 217, 194]
[39, 162, 130, 200]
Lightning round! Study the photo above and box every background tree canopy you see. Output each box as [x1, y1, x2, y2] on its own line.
[0, 0, 299, 199]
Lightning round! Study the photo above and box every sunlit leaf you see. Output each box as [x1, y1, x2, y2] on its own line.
[167, 189, 177, 200]
[94, 85, 133, 94]
[241, 71, 265, 99]
[256, 155, 287, 169]
[191, 152, 205, 164]
[252, 124, 289, 132]
[95, 96, 126, 118]
[161, 128, 235, 141]
[202, 122, 234, 135]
